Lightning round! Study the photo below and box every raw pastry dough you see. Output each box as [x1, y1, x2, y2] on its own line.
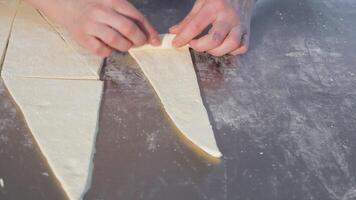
[1, 1, 103, 80]
[1, 1, 104, 199]
[3, 76, 103, 200]
[129, 34, 221, 157]
[0, 0, 19, 66]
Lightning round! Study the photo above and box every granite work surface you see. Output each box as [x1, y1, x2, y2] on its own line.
[0, 0, 356, 199]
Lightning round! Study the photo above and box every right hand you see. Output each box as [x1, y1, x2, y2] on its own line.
[45, 0, 160, 57]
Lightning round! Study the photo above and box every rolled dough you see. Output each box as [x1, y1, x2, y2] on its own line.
[3, 76, 103, 200]
[1, 1, 103, 80]
[129, 34, 222, 157]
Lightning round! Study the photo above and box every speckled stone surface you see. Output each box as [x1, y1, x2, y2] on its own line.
[1, 0, 356, 199]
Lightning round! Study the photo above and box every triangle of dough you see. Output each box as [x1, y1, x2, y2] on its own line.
[0, 0, 19, 66]
[1, 1, 102, 80]
[2, 76, 103, 200]
[129, 34, 221, 157]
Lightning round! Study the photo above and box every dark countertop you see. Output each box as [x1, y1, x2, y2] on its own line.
[1, 0, 356, 199]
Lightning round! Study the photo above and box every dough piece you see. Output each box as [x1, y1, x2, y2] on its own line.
[0, 0, 19, 66]
[129, 34, 221, 157]
[3, 76, 103, 200]
[1, 1, 103, 80]
[1, 1, 104, 199]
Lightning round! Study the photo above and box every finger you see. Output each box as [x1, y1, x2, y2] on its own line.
[139, 17, 160, 45]
[169, 0, 206, 34]
[86, 22, 132, 52]
[190, 20, 231, 52]
[230, 33, 250, 55]
[112, 0, 160, 45]
[208, 28, 242, 56]
[83, 35, 113, 57]
[93, 7, 147, 46]
[173, 5, 215, 47]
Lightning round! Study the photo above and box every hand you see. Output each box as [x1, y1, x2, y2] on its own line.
[170, 0, 255, 56]
[30, 0, 160, 57]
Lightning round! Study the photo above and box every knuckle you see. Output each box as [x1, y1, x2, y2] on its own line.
[120, 45, 132, 52]
[107, 33, 120, 45]
[92, 43, 105, 55]
[119, 42, 132, 52]
[211, 31, 225, 44]
[86, 37, 112, 57]
[136, 38, 146, 46]
[122, 22, 137, 36]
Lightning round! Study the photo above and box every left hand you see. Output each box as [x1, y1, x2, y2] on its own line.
[170, 0, 254, 56]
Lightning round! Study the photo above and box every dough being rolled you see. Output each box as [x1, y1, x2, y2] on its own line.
[129, 34, 221, 158]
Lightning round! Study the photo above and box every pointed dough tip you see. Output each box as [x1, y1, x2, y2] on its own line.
[209, 150, 223, 158]
[201, 145, 222, 158]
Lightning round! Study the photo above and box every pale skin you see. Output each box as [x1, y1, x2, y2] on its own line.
[25, 0, 255, 57]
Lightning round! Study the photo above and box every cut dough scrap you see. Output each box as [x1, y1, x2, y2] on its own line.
[1, 1, 103, 80]
[3, 76, 103, 200]
[0, 0, 19, 66]
[129, 34, 222, 157]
